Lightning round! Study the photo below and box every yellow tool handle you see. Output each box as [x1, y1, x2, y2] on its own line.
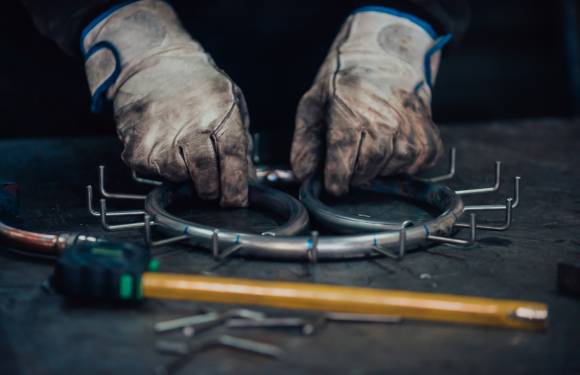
[141, 273, 547, 330]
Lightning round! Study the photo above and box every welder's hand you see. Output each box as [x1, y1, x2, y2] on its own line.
[291, 8, 448, 196]
[82, 0, 251, 206]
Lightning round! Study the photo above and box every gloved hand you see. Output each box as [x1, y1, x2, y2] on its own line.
[82, 0, 252, 207]
[291, 7, 450, 195]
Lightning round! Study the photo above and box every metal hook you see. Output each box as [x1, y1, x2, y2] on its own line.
[143, 213, 189, 247]
[428, 213, 477, 246]
[371, 246, 399, 260]
[132, 170, 163, 186]
[307, 231, 319, 263]
[398, 220, 413, 258]
[456, 161, 501, 196]
[99, 199, 148, 231]
[456, 198, 512, 231]
[217, 244, 244, 260]
[464, 176, 521, 211]
[371, 220, 413, 259]
[423, 148, 456, 182]
[86, 185, 144, 217]
[99, 165, 146, 200]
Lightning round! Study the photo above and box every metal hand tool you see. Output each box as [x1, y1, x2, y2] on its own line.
[48, 237, 547, 331]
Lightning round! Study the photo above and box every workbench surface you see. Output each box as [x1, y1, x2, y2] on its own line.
[1, 119, 579, 374]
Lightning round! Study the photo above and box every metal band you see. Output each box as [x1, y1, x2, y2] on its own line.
[144, 178, 464, 261]
[300, 176, 461, 234]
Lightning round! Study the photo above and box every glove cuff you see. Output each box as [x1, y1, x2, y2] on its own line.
[351, 6, 452, 90]
[80, 0, 196, 113]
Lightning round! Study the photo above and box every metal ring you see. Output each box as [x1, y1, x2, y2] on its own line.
[300, 176, 460, 234]
[147, 183, 310, 237]
[144, 177, 464, 261]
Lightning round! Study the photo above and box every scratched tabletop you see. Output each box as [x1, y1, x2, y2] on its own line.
[1, 119, 579, 374]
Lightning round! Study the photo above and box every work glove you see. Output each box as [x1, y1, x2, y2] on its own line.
[82, 0, 252, 207]
[291, 7, 451, 196]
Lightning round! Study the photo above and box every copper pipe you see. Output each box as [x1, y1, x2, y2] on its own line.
[0, 221, 60, 255]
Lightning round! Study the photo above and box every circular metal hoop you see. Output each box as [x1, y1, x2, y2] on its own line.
[300, 176, 458, 234]
[145, 177, 464, 261]
[147, 184, 310, 237]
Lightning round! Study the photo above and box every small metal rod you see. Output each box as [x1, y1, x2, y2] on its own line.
[371, 246, 399, 260]
[154, 312, 221, 333]
[422, 147, 456, 182]
[456, 198, 513, 231]
[144, 214, 188, 247]
[181, 309, 266, 337]
[464, 176, 521, 211]
[455, 161, 501, 196]
[86, 185, 144, 217]
[399, 220, 413, 258]
[226, 317, 307, 329]
[428, 213, 477, 246]
[99, 165, 146, 200]
[211, 229, 220, 259]
[131, 170, 163, 186]
[325, 312, 403, 324]
[307, 231, 319, 263]
[217, 243, 243, 260]
[99, 199, 146, 231]
[217, 335, 283, 359]
[226, 317, 319, 336]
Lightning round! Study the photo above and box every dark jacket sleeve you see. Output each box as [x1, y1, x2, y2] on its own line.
[20, 0, 122, 55]
[21, 0, 469, 56]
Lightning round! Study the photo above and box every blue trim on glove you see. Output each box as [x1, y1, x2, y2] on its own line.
[424, 33, 452, 89]
[352, 6, 437, 39]
[85, 41, 122, 113]
[80, 0, 141, 55]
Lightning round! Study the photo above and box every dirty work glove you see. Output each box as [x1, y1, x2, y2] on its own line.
[291, 7, 451, 196]
[82, 0, 251, 207]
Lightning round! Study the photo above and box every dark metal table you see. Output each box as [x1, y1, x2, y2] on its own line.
[1, 119, 579, 374]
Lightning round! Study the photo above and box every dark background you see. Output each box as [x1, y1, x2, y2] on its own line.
[1, 0, 578, 141]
